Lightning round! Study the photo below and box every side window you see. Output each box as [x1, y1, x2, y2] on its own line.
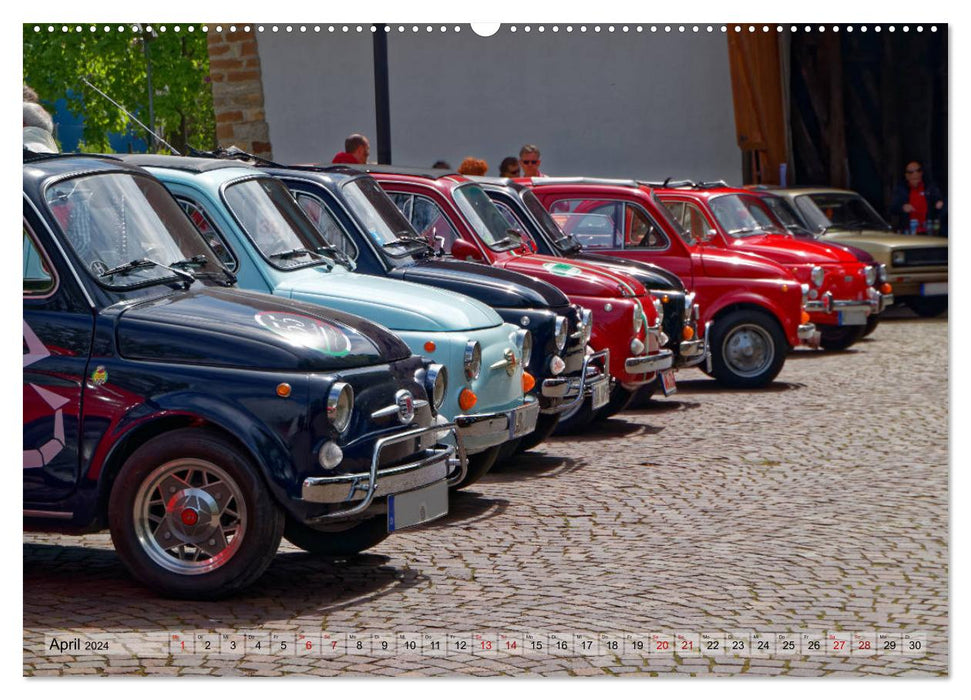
[294, 192, 359, 261]
[23, 223, 56, 297]
[626, 204, 669, 249]
[663, 201, 685, 228]
[411, 196, 460, 253]
[389, 193, 413, 221]
[492, 200, 537, 247]
[683, 203, 710, 241]
[548, 199, 622, 249]
[177, 198, 237, 271]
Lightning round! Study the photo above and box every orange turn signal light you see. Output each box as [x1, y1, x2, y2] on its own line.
[662, 295, 669, 303]
[522, 372, 536, 393]
[801, 311, 811, 324]
[459, 388, 477, 411]
[881, 283, 893, 294]
[424, 341, 436, 353]
[683, 325, 694, 341]
[276, 383, 292, 398]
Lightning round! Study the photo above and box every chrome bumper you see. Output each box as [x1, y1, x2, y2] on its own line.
[625, 349, 674, 375]
[798, 322, 821, 348]
[871, 287, 894, 313]
[302, 423, 458, 521]
[541, 349, 610, 414]
[455, 397, 541, 450]
[805, 295, 874, 320]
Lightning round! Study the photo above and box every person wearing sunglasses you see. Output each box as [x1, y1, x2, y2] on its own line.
[890, 159, 946, 235]
[519, 144, 546, 177]
[499, 156, 521, 178]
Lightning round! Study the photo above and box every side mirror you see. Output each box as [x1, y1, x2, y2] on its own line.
[451, 238, 485, 262]
[698, 229, 717, 244]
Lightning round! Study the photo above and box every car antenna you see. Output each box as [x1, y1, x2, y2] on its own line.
[81, 76, 182, 156]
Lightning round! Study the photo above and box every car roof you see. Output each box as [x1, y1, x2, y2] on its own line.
[119, 154, 258, 174]
[23, 150, 152, 194]
[351, 164, 462, 180]
[773, 187, 858, 196]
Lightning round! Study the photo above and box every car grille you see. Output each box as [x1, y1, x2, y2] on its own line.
[897, 247, 948, 268]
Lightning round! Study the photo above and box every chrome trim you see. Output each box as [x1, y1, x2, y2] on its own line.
[679, 338, 706, 358]
[23, 509, 73, 520]
[490, 348, 517, 374]
[327, 382, 354, 433]
[301, 423, 457, 519]
[625, 349, 674, 375]
[370, 398, 429, 420]
[805, 299, 872, 315]
[455, 398, 540, 448]
[798, 323, 819, 348]
[542, 349, 610, 414]
[540, 378, 571, 398]
[464, 340, 481, 381]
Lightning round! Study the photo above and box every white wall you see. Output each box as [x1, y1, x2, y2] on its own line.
[258, 27, 740, 183]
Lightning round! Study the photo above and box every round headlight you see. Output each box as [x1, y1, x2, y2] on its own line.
[425, 363, 448, 411]
[464, 341, 481, 381]
[632, 300, 645, 333]
[864, 265, 877, 286]
[810, 266, 825, 288]
[516, 329, 533, 368]
[318, 441, 344, 471]
[327, 382, 354, 433]
[553, 316, 568, 353]
[652, 298, 664, 326]
[877, 263, 888, 282]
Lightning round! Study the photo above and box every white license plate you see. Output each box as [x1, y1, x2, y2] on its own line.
[921, 282, 948, 296]
[591, 380, 609, 410]
[838, 309, 868, 326]
[660, 369, 678, 396]
[387, 480, 447, 532]
[508, 407, 532, 440]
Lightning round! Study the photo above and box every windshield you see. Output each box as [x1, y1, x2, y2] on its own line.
[796, 193, 892, 231]
[453, 183, 522, 251]
[652, 194, 694, 245]
[342, 176, 419, 246]
[709, 195, 770, 237]
[738, 196, 788, 234]
[761, 195, 805, 230]
[521, 189, 578, 250]
[223, 177, 332, 270]
[45, 172, 214, 290]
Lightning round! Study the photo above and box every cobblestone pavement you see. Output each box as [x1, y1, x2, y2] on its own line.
[23, 311, 948, 677]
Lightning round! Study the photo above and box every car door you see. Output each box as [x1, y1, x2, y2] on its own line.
[23, 205, 95, 507]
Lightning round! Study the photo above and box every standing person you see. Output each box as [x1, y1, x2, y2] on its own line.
[431, 160, 452, 170]
[499, 156, 521, 178]
[519, 144, 545, 177]
[332, 133, 370, 164]
[457, 157, 488, 176]
[23, 87, 58, 154]
[890, 160, 946, 235]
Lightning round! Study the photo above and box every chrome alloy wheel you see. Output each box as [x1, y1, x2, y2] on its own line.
[132, 459, 248, 575]
[722, 323, 775, 378]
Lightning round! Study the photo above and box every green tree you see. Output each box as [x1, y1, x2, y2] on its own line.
[23, 24, 216, 154]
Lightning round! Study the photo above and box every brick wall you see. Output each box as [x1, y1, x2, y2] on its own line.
[206, 27, 272, 158]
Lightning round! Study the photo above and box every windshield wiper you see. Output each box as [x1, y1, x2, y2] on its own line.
[269, 247, 322, 260]
[170, 254, 208, 269]
[99, 258, 195, 288]
[382, 237, 435, 258]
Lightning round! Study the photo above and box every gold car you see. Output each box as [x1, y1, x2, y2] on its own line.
[773, 187, 947, 317]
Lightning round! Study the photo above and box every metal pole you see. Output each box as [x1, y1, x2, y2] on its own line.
[372, 24, 391, 164]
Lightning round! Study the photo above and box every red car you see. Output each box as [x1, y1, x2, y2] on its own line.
[523, 178, 817, 388]
[362, 166, 673, 428]
[654, 182, 885, 350]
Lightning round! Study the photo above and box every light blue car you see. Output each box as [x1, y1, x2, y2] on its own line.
[125, 155, 539, 488]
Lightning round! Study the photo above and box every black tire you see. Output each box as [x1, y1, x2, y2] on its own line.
[818, 325, 866, 351]
[107, 428, 284, 600]
[625, 379, 658, 410]
[862, 315, 880, 337]
[594, 385, 635, 420]
[495, 438, 523, 464]
[451, 444, 501, 490]
[515, 412, 561, 454]
[553, 395, 599, 435]
[709, 309, 787, 388]
[908, 297, 947, 318]
[283, 515, 389, 556]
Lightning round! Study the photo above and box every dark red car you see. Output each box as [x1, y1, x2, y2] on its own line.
[654, 182, 885, 350]
[362, 166, 673, 427]
[523, 178, 817, 388]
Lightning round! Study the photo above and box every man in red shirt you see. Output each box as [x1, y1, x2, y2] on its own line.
[332, 134, 370, 164]
[890, 160, 946, 235]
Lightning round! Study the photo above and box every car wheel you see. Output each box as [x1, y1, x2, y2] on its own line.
[710, 310, 787, 388]
[594, 385, 635, 420]
[862, 315, 880, 337]
[515, 412, 561, 454]
[624, 379, 658, 409]
[908, 297, 947, 318]
[283, 515, 389, 556]
[553, 395, 599, 435]
[451, 444, 501, 490]
[819, 325, 866, 350]
[495, 438, 523, 464]
[108, 429, 284, 600]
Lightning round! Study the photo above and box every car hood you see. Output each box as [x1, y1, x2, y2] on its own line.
[572, 252, 685, 292]
[277, 266, 501, 332]
[390, 259, 571, 309]
[825, 229, 950, 250]
[698, 246, 796, 281]
[498, 253, 648, 298]
[732, 233, 851, 265]
[115, 287, 409, 370]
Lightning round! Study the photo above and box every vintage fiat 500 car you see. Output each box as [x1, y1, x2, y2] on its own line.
[654, 182, 882, 350]
[23, 152, 458, 599]
[524, 178, 817, 388]
[772, 187, 948, 318]
[255, 164, 599, 452]
[742, 188, 893, 338]
[364, 166, 673, 429]
[124, 155, 537, 489]
[473, 176, 706, 400]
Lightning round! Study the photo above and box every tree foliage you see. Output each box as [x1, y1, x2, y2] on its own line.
[23, 24, 216, 154]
